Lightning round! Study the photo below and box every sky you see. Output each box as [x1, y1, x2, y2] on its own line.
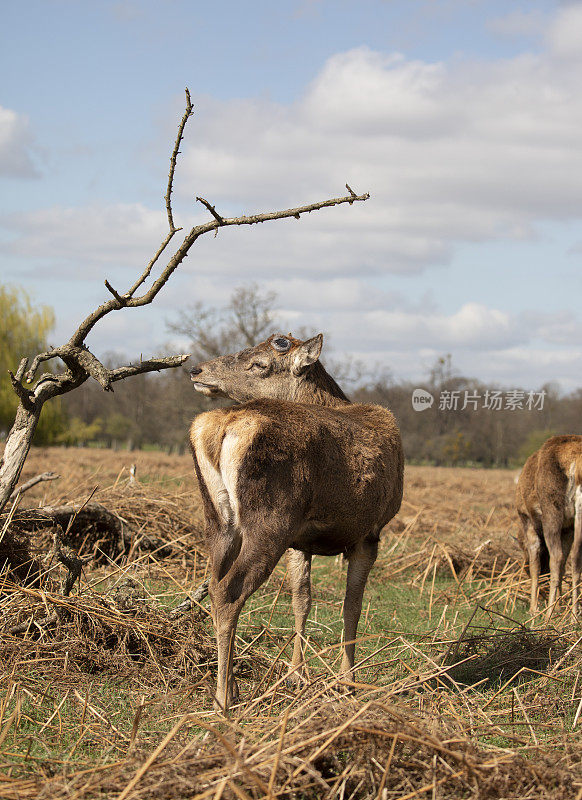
[1, 0, 582, 392]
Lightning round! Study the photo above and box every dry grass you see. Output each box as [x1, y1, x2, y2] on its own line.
[2, 449, 582, 799]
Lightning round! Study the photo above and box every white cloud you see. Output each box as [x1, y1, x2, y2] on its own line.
[487, 10, 548, 39]
[520, 309, 582, 345]
[5, 3, 582, 390]
[0, 203, 168, 276]
[7, 9, 582, 281]
[174, 32, 582, 277]
[0, 106, 39, 179]
[546, 3, 582, 59]
[313, 302, 522, 353]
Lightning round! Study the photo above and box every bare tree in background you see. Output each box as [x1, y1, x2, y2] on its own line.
[167, 282, 278, 360]
[0, 89, 369, 512]
[170, 281, 372, 389]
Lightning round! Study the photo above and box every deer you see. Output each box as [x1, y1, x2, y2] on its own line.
[516, 435, 582, 620]
[188, 332, 403, 712]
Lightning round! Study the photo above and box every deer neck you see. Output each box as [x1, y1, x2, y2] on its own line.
[291, 362, 350, 407]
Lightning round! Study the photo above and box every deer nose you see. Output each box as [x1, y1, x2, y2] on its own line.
[190, 367, 202, 377]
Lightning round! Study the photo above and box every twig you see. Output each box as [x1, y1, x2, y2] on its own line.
[165, 88, 193, 234]
[9, 611, 58, 636]
[53, 527, 91, 596]
[512, 687, 538, 745]
[169, 577, 210, 618]
[104, 280, 127, 307]
[197, 197, 224, 223]
[9, 472, 59, 501]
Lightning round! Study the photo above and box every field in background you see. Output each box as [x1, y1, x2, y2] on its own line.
[2, 448, 582, 799]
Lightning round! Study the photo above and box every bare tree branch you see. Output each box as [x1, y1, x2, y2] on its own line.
[104, 280, 128, 307]
[8, 371, 35, 409]
[125, 230, 176, 301]
[10, 472, 59, 501]
[65, 188, 369, 352]
[22, 346, 190, 393]
[68, 89, 194, 348]
[169, 578, 210, 618]
[53, 527, 91, 596]
[196, 196, 224, 224]
[107, 354, 190, 383]
[166, 88, 193, 233]
[15, 358, 28, 382]
[25, 348, 61, 383]
[128, 189, 371, 312]
[0, 85, 370, 513]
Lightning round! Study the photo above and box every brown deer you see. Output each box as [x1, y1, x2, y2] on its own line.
[516, 435, 582, 620]
[189, 332, 403, 711]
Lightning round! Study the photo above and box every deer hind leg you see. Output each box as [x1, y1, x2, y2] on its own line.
[339, 536, 378, 685]
[571, 488, 582, 619]
[519, 512, 542, 614]
[286, 548, 312, 687]
[543, 508, 566, 621]
[210, 535, 285, 714]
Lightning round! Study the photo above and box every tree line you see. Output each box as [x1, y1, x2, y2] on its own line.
[1, 283, 579, 466]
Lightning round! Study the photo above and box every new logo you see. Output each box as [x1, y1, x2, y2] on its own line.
[412, 389, 434, 412]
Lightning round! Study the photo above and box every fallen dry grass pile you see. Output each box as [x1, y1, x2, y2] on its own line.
[2, 693, 581, 800]
[0, 578, 215, 685]
[1, 485, 205, 566]
[85, 484, 206, 560]
[383, 535, 519, 582]
[442, 613, 564, 687]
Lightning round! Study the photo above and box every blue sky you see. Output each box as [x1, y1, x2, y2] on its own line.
[1, 0, 581, 390]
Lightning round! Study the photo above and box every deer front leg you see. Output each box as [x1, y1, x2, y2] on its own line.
[339, 536, 378, 685]
[286, 548, 312, 687]
[210, 537, 284, 714]
[571, 490, 582, 619]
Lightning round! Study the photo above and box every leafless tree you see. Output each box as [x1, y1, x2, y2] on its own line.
[0, 89, 369, 512]
[167, 282, 278, 360]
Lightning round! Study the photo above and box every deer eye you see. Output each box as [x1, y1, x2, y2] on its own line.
[272, 336, 291, 353]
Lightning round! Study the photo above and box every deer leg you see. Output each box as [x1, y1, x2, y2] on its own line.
[286, 548, 312, 687]
[210, 537, 284, 714]
[571, 489, 582, 619]
[543, 509, 565, 621]
[339, 536, 378, 685]
[207, 524, 241, 626]
[519, 512, 541, 614]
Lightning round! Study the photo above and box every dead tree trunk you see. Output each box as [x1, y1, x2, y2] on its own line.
[0, 90, 369, 513]
[1, 403, 44, 511]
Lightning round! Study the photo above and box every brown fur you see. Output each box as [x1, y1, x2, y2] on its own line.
[516, 435, 582, 619]
[189, 333, 403, 711]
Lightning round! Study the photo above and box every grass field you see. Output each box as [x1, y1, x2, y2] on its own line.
[1, 447, 582, 798]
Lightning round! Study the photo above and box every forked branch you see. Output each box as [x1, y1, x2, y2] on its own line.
[0, 86, 370, 514]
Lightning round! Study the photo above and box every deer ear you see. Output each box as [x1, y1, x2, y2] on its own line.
[292, 334, 323, 375]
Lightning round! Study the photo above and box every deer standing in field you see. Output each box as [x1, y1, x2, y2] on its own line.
[189, 333, 403, 711]
[516, 435, 582, 620]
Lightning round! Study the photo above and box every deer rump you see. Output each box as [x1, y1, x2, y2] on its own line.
[190, 398, 403, 559]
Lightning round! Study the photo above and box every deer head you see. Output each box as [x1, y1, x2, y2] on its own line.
[189, 332, 337, 404]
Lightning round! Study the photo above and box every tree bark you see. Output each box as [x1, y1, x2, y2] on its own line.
[0, 399, 44, 511]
